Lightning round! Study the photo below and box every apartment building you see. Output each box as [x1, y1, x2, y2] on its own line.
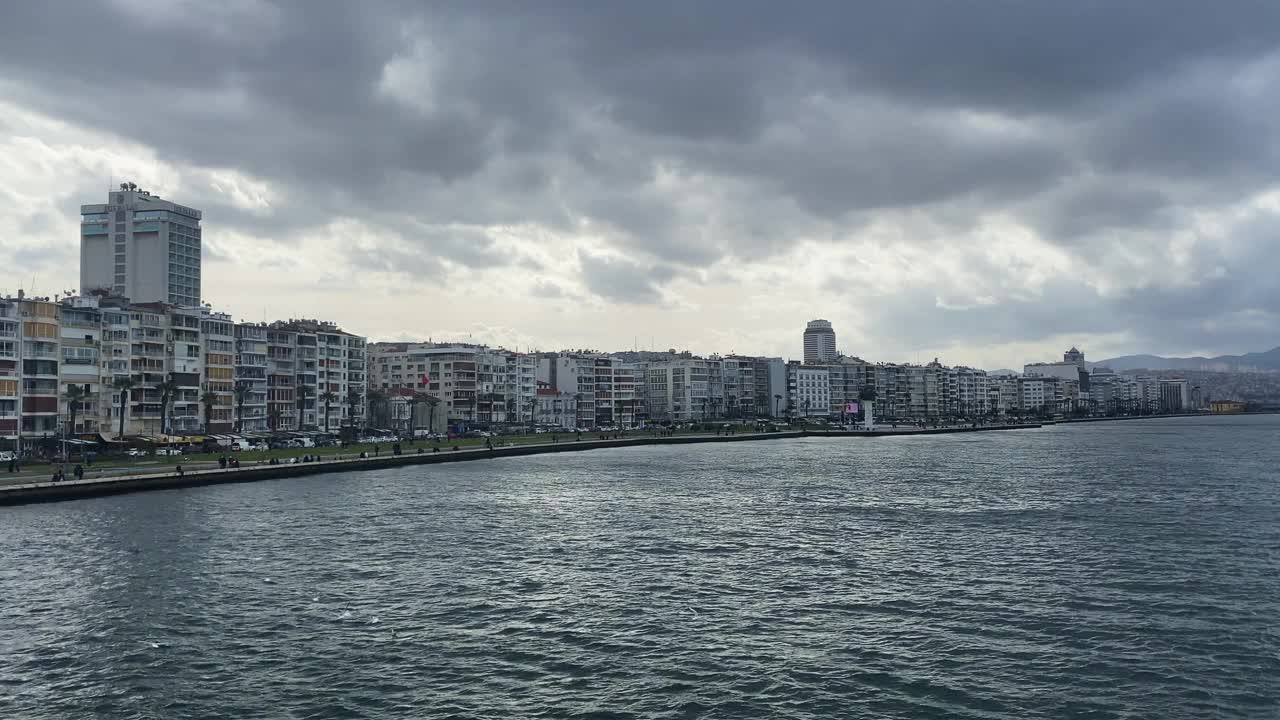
[266, 326, 297, 431]
[57, 297, 103, 435]
[168, 306, 204, 434]
[369, 342, 533, 425]
[200, 309, 236, 433]
[20, 296, 62, 442]
[539, 353, 641, 428]
[787, 362, 830, 418]
[277, 320, 366, 432]
[80, 183, 203, 306]
[234, 323, 269, 432]
[643, 358, 722, 422]
[534, 384, 579, 428]
[0, 298, 18, 446]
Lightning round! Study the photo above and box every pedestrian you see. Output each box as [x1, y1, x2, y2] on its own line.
[7, 457, 13, 473]
[374, 445, 380, 457]
[485, 438, 493, 451]
[73, 464, 84, 481]
[176, 465, 184, 477]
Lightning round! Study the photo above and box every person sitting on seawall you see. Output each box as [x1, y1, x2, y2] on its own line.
[73, 464, 84, 481]
[393, 442, 402, 456]
[175, 465, 184, 477]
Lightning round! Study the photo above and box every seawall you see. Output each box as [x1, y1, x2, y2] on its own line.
[0, 423, 1042, 507]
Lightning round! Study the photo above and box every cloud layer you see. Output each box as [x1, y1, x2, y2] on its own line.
[2, 1, 1279, 367]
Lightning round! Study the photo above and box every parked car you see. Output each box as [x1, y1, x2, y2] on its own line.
[155, 447, 183, 456]
[125, 448, 146, 457]
[0, 451, 14, 462]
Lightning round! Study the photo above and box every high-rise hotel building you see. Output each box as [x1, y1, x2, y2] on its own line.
[80, 182, 203, 307]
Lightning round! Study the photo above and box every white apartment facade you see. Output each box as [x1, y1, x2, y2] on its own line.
[788, 363, 830, 418]
[80, 183, 203, 307]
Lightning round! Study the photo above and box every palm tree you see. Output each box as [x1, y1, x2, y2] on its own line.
[295, 385, 312, 430]
[527, 397, 538, 432]
[346, 388, 363, 429]
[200, 390, 219, 432]
[367, 389, 388, 428]
[113, 376, 135, 439]
[157, 374, 178, 436]
[62, 384, 88, 438]
[773, 393, 782, 418]
[320, 391, 337, 433]
[233, 380, 251, 433]
[405, 392, 422, 434]
[267, 405, 282, 431]
[422, 394, 441, 434]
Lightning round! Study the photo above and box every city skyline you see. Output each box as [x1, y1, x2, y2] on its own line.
[3, 3, 1280, 369]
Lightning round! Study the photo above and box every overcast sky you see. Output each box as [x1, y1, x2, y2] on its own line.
[3, 1, 1279, 369]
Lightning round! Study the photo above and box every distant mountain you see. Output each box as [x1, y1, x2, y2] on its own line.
[1094, 347, 1280, 373]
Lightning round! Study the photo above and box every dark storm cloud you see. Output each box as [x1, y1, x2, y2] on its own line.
[577, 251, 678, 305]
[3, 0, 1280, 353]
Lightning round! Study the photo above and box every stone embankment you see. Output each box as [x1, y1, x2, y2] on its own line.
[0, 423, 1042, 506]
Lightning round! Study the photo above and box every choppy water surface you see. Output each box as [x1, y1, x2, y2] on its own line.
[2, 416, 1279, 719]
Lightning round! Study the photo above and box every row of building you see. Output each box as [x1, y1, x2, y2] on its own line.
[364, 341, 1205, 432]
[0, 286, 1205, 450]
[0, 291, 366, 449]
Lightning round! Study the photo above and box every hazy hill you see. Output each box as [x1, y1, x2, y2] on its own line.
[1094, 347, 1280, 372]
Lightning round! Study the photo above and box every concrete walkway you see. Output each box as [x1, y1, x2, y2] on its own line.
[0, 423, 1043, 507]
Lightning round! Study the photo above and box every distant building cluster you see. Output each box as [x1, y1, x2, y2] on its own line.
[367, 334, 1208, 432]
[0, 184, 1230, 451]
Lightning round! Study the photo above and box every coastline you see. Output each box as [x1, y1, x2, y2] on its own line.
[5, 412, 1270, 507]
[1, 423, 1041, 507]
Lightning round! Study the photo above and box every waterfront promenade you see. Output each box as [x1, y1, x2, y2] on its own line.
[0, 423, 1042, 506]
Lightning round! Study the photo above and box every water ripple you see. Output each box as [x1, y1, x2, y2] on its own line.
[1, 416, 1279, 718]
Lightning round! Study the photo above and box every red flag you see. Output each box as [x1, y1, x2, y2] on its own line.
[421, 373, 430, 386]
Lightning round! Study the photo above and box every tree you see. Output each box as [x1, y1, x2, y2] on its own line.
[295, 385, 312, 430]
[406, 393, 422, 433]
[421, 394, 441, 434]
[113, 376, 135, 439]
[200, 390, 219, 432]
[367, 389, 388, 428]
[267, 405, 282, 431]
[346, 388, 363, 429]
[233, 380, 251, 433]
[62, 384, 88, 438]
[773, 393, 782, 418]
[320, 391, 338, 433]
[527, 397, 538, 431]
[480, 392, 503, 425]
[157, 374, 178, 436]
